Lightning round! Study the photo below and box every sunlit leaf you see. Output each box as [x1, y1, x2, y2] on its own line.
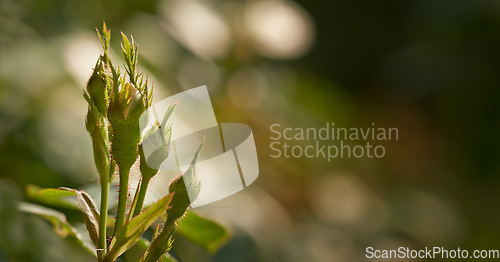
[38, 188, 77, 198]
[158, 253, 178, 262]
[26, 184, 79, 210]
[106, 193, 174, 262]
[60, 187, 100, 248]
[140, 223, 174, 262]
[121, 32, 131, 57]
[176, 211, 231, 253]
[160, 101, 177, 132]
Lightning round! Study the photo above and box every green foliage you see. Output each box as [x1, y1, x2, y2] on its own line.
[106, 193, 174, 262]
[140, 223, 175, 262]
[176, 211, 230, 253]
[23, 23, 230, 261]
[140, 101, 177, 174]
[60, 188, 101, 248]
[19, 202, 96, 256]
[26, 185, 79, 210]
[37, 188, 78, 198]
[126, 238, 178, 262]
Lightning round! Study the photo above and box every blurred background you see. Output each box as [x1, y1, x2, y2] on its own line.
[1, 0, 500, 261]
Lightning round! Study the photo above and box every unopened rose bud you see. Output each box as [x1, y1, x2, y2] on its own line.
[108, 82, 147, 173]
[83, 91, 111, 181]
[86, 58, 108, 115]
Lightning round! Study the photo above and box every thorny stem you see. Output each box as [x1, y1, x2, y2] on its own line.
[121, 174, 152, 260]
[114, 168, 130, 233]
[125, 175, 152, 224]
[132, 176, 152, 217]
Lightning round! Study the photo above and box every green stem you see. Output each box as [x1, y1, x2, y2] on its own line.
[121, 175, 152, 260]
[125, 175, 152, 224]
[133, 176, 151, 217]
[98, 176, 109, 260]
[114, 168, 130, 233]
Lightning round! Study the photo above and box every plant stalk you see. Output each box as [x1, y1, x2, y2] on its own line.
[132, 176, 152, 217]
[121, 175, 152, 260]
[114, 168, 130, 232]
[98, 176, 109, 260]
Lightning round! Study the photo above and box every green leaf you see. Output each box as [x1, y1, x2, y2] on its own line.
[106, 193, 174, 262]
[39, 188, 77, 198]
[19, 202, 97, 257]
[97, 22, 111, 52]
[158, 253, 178, 262]
[121, 32, 131, 59]
[160, 101, 178, 132]
[176, 211, 231, 253]
[126, 238, 178, 262]
[60, 187, 101, 248]
[19, 202, 72, 237]
[140, 101, 177, 174]
[120, 32, 138, 79]
[26, 184, 79, 210]
[140, 223, 174, 262]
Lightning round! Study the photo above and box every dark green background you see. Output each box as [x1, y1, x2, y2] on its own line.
[1, 0, 499, 261]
